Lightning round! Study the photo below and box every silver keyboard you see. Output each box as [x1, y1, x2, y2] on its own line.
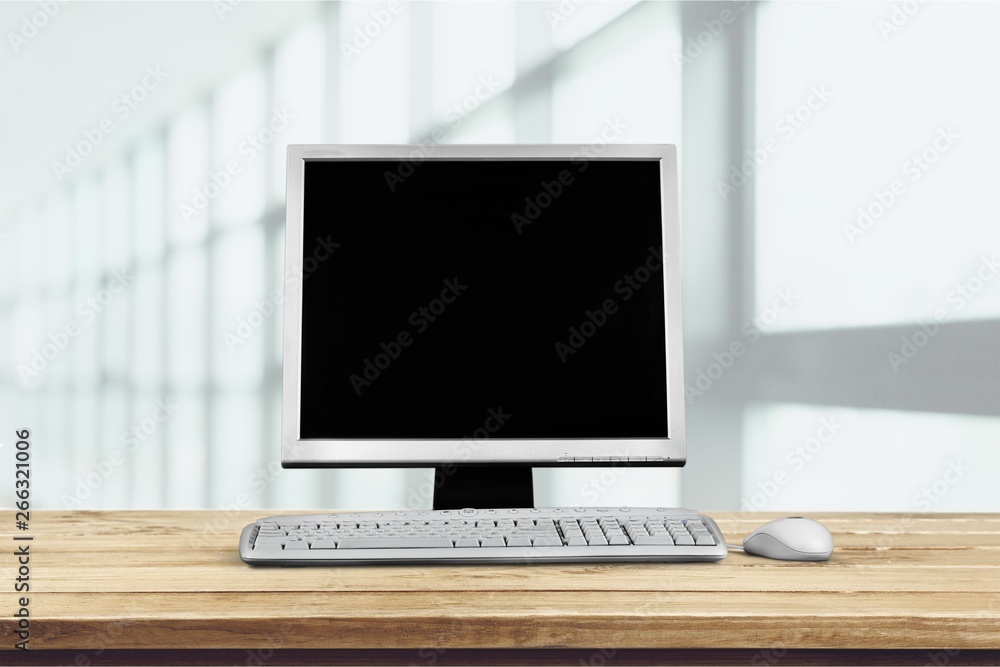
[240, 507, 727, 564]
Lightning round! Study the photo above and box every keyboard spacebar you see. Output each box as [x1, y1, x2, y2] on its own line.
[336, 537, 454, 549]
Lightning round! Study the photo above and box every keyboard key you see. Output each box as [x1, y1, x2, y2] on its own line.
[455, 538, 481, 548]
[506, 537, 532, 547]
[481, 537, 506, 547]
[532, 537, 563, 547]
[284, 541, 309, 550]
[633, 535, 674, 546]
[307, 539, 334, 549]
[337, 537, 453, 549]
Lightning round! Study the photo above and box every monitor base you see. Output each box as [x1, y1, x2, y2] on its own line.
[432, 466, 534, 510]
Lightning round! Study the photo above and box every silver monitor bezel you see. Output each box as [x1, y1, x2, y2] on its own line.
[282, 144, 685, 467]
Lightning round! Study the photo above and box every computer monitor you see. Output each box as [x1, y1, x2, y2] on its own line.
[282, 144, 684, 510]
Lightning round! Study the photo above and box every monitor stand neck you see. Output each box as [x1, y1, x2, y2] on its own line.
[432, 466, 534, 510]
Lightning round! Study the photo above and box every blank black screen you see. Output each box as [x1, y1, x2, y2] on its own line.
[299, 159, 667, 439]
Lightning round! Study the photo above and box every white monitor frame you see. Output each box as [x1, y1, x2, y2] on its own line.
[281, 144, 685, 468]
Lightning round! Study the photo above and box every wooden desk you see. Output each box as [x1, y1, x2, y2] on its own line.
[2, 511, 998, 665]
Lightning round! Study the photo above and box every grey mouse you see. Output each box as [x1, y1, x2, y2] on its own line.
[742, 517, 833, 561]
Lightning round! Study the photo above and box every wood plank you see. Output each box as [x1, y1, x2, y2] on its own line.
[3, 592, 997, 651]
[39, 590, 993, 619]
[4, 648, 1000, 667]
[22, 560, 1000, 594]
[24, 536, 1000, 565]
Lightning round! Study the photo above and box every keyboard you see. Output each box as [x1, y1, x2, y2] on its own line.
[240, 507, 727, 564]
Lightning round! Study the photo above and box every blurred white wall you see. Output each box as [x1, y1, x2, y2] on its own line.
[0, 1, 997, 513]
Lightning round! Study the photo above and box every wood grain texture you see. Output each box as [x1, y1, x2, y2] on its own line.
[1, 510, 998, 654]
[4, 649, 1000, 667]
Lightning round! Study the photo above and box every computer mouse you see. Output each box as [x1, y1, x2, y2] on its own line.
[742, 517, 833, 561]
